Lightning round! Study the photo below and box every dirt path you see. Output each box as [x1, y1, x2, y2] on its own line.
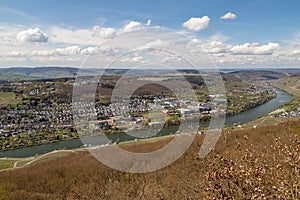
[24, 149, 77, 166]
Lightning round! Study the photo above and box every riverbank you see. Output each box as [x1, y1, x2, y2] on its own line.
[0, 86, 293, 158]
[0, 117, 299, 199]
[1, 114, 298, 171]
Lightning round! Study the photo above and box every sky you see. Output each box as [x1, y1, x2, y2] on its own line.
[0, 0, 300, 68]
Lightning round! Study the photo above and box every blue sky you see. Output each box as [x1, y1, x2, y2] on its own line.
[0, 0, 300, 68]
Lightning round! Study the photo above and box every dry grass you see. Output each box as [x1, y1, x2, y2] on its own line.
[0, 120, 299, 199]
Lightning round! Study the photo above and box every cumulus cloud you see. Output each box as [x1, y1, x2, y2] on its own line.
[31, 46, 81, 56]
[0, 36, 16, 46]
[92, 26, 116, 38]
[8, 46, 81, 57]
[206, 41, 231, 54]
[17, 28, 49, 43]
[54, 46, 81, 55]
[140, 39, 170, 49]
[188, 38, 202, 45]
[182, 16, 210, 31]
[187, 38, 231, 54]
[120, 56, 148, 64]
[230, 42, 280, 55]
[123, 21, 142, 32]
[80, 45, 118, 55]
[162, 56, 183, 63]
[4, 20, 298, 68]
[291, 49, 300, 55]
[220, 12, 237, 20]
[80, 46, 100, 55]
[4, 44, 120, 60]
[188, 36, 280, 56]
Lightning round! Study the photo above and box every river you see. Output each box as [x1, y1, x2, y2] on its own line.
[0, 87, 293, 158]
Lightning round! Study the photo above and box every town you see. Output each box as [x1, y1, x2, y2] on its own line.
[0, 75, 276, 151]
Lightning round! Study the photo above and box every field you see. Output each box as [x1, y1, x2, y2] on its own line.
[0, 92, 21, 107]
[0, 159, 15, 171]
[0, 119, 299, 199]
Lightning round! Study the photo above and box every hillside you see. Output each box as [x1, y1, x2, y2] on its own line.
[0, 119, 299, 199]
[228, 70, 286, 81]
[0, 67, 172, 79]
[0, 67, 81, 79]
[0, 67, 289, 81]
[272, 75, 300, 97]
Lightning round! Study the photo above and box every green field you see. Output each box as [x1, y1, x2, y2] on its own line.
[0, 159, 15, 170]
[0, 92, 21, 107]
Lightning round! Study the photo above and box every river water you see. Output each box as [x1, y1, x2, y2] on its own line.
[0, 87, 293, 158]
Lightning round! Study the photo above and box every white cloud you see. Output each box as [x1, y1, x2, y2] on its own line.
[230, 42, 280, 55]
[188, 38, 202, 45]
[0, 37, 16, 46]
[80, 46, 100, 55]
[17, 28, 49, 43]
[206, 40, 232, 54]
[291, 49, 300, 55]
[255, 43, 281, 55]
[185, 36, 287, 67]
[54, 46, 81, 56]
[220, 12, 237, 20]
[34, 46, 81, 56]
[140, 39, 170, 49]
[146, 19, 152, 26]
[2, 19, 300, 68]
[6, 45, 119, 58]
[8, 51, 23, 57]
[49, 26, 104, 45]
[80, 45, 118, 55]
[120, 56, 148, 64]
[132, 56, 143, 62]
[187, 38, 231, 54]
[123, 21, 142, 32]
[31, 50, 53, 57]
[6, 46, 81, 57]
[182, 16, 210, 31]
[92, 26, 116, 38]
[162, 56, 183, 64]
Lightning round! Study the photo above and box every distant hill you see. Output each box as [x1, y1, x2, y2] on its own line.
[0, 67, 171, 79]
[270, 68, 300, 76]
[0, 73, 38, 82]
[228, 70, 286, 81]
[221, 73, 242, 82]
[221, 68, 300, 76]
[0, 67, 80, 79]
[0, 67, 295, 81]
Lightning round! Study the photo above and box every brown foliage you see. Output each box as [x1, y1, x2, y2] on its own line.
[0, 120, 299, 199]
